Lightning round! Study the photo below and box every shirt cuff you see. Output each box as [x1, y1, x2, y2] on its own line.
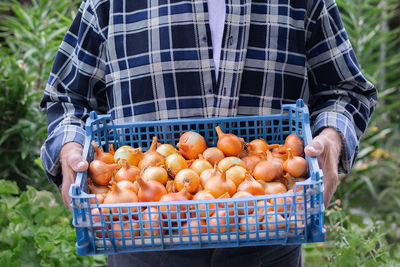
[40, 125, 86, 187]
[312, 112, 358, 174]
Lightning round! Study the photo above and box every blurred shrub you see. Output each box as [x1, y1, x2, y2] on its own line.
[0, 0, 79, 190]
[303, 0, 400, 265]
[0, 179, 106, 266]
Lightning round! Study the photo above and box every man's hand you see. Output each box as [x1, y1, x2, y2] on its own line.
[60, 142, 88, 210]
[304, 128, 342, 208]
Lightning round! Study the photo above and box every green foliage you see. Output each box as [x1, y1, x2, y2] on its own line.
[0, 179, 106, 267]
[303, 0, 400, 265]
[0, 0, 398, 265]
[0, 0, 79, 189]
[303, 202, 396, 266]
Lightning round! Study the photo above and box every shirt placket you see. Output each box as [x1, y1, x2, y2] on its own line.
[193, 0, 216, 118]
[216, 0, 251, 117]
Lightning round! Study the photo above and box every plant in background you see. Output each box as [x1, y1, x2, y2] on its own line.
[0, 179, 106, 266]
[303, 201, 395, 266]
[303, 0, 400, 264]
[0, 0, 80, 190]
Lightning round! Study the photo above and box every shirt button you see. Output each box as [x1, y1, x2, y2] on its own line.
[207, 88, 213, 94]
[202, 36, 207, 42]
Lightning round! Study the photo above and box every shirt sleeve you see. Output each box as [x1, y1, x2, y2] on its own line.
[305, 0, 378, 173]
[40, 0, 107, 186]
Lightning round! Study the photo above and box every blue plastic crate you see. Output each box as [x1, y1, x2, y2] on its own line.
[70, 99, 325, 256]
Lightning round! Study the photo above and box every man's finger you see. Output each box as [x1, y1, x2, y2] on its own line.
[304, 138, 325, 157]
[66, 151, 88, 172]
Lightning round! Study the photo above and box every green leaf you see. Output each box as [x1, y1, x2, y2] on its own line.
[0, 180, 19, 195]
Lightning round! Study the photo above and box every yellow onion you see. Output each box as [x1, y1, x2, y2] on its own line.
[102, 181, 138, 219]
[114, 146, 143, 166]
[277, 134, 304, 156]
[192, 190, 216, 218]
[174, 169, 200, 194]
[156, 143, 178, 157]
[237, 173, 265, 195]
[141, 207, 161, 236]
[159, 186, 189, 220]
[138, 137, 164, 169]
[241, 155, 262, 173]
[177, 131, 207, 160]
[283, 148, 307, 178]
[263, 182, 287, 195]
[202, 147, 225, 166]
[204, 171, 236, 198]
[225, 165, 247, 187]
[141, 166, 168, 185]
[115, 159, 140, 183]
[190, 154, 213, 175]
[137, 177, 167, 202]
[89, 160, 119, 186]
[92, 141, 115, 164]
[215, 126, 244, 157]
[165, 153, 188, 177]
[217, 156, 246, 172]
[252, 151, 283, 182]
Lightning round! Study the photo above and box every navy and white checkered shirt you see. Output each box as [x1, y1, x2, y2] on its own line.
[40, 0, 377, 186]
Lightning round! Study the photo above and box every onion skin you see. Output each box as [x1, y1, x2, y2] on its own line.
[142, 207, 161, 236]
[209, 209, 236, 233]
[202, 147, 225, 166]
[141, 166, 168, 185]
[190, 155, 213, 175]
[246, 139, 279, 156]
[92, 141, 115, 164]
[111, 221, 140, 238]
[114, 146, 143, 166]
[174, 169, 201, 193]
[88, 178, 110, 195]
[177, 131, 207, 160]
[252, 151, 283, 182]
[242, 155, 262, 173]
[264, 182, 287, 195]
[156, 144, 178, 157]
[278, 134, 304, 157]
[232, 191, 255, 215]
[217, 156, 246, 172]
[192, 190, 216, 218]
[159, 187, 189, 220]
[181, 219, 208, 235]
[89, 160, 119, 186]
[225, 165, 247, 187]
[165, 153, 188, 178]
[237, 174, 265, 196]
[115, 159, 140, 183]
[137, 177, 167, 202]
[102, 182, 138, 219]
[283, 149, 307, 178]
[204, 171, 236, 198]
[200, 168, 220, 188]
[215, 126, 244, 157]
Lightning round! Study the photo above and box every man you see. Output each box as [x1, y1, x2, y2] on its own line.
[40, 0, 377, 266]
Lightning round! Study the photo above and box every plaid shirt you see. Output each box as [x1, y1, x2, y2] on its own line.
[41, 0, 377, 186]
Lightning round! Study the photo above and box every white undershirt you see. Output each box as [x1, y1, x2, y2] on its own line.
[207, 0, 226, 80]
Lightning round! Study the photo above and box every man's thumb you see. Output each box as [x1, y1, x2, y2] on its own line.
[68, 153, 89, 172]
[305, 140, 324, 157]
